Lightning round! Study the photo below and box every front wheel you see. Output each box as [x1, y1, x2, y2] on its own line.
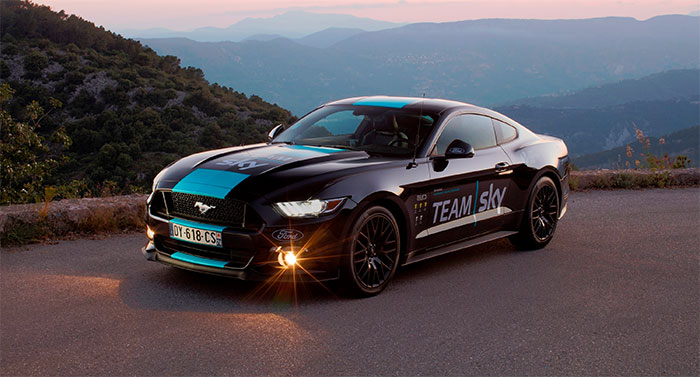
[340, 206, 401, 297]
[511, 176, 560, 250]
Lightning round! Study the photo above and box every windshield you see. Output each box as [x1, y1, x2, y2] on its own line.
[273, 105, 439, 156]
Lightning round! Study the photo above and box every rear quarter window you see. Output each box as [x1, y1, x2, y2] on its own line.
[493, 119, 517, 144]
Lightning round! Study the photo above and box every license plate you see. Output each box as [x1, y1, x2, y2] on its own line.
[169, 222, 222, 247]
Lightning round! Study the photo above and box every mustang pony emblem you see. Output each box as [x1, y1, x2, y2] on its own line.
[194, 201, 216, 215]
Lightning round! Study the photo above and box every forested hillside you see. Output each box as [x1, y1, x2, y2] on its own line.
[0, 1, 295, 204]
[573, 126, 699, 169]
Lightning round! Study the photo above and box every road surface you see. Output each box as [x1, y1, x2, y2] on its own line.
[1, 188, 699, 375]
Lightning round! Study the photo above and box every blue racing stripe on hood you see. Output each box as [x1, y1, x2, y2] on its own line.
[172, 168, 248, 199]
[352, 97, 420, 108]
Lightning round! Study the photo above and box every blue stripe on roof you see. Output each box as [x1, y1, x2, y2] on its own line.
[352, 97, 420, 108]
[170, 218, 227, 232]
[170, 252, 228, 268]
[172, 169, 248, 199]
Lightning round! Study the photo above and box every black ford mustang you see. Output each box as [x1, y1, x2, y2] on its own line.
[143, 96, 569, 296]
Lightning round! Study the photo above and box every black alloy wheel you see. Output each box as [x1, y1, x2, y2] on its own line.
[511, 176, 560, 250]
[343, 206, 400, 296]
[531, 181, 558, 242]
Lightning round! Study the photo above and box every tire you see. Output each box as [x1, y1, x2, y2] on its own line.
[511, 176, 560, 250]
[340, 206, 401, 297]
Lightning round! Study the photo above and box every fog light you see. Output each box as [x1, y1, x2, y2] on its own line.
[146, 226, 154, 240]
[278, 251, 296, 268]
[284, 252, 297, 266]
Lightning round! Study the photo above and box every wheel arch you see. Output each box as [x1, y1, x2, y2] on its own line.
[346, 192, 409, 258]
[529, 166, 563, 208]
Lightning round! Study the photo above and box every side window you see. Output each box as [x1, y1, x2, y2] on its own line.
[493, 119, 517, 144]
[435, 114, 497, 154]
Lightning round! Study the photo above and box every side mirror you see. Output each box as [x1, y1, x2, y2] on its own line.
[268, 124, 285, 141]
[445, 139, 475, 158]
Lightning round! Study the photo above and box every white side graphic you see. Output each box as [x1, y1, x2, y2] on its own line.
[416, 207, 512, 239]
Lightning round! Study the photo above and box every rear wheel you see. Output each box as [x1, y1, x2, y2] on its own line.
[511, 176, 560, 250]
[341, 206, 400, 297]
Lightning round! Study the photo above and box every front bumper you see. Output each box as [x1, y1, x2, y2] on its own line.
[143, 209, 348, 282]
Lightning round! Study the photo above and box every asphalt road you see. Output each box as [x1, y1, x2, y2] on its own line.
[1, 188, 699, 376]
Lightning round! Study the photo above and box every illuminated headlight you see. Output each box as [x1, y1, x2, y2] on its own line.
[272, 198, 345, 218]
[146, 226, 154, 240]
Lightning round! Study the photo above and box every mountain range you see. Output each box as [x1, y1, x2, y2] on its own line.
[142, 15, 700, 117]
[121, 11, 400, 42]
[495, 69, 699, 157]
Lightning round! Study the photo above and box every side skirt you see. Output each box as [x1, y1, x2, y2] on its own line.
[402, 230, 518, 266]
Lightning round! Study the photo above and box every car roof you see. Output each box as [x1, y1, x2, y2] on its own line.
[324, 95, 531, 133]
[326, 95, 497, 117]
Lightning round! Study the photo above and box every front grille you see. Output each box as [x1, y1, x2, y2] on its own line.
[149, 191, 263, 229]
[170, 192, 245, 226]
[155, 236, 253, 269]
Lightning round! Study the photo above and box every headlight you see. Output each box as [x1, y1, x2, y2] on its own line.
[152, 168, 168, 192]
[272, 198, 346, 218]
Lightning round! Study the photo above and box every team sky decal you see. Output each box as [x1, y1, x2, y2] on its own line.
[173, 145, 345, 198]
[206, 144, 345, 175]
[414, 181, 511, 239]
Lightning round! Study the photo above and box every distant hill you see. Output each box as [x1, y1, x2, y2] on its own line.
[122, 11, 400, 42]
[244, 28, 368, 48]
[0, 1, 294, 197]
[243, 33, 284, 42]
[142, 15, 700, 116]
[296, 27, 366, 48]
[495, 69, 700, 156]
[497, 100, 699, 156]
[573, 126, 699, 169]
[502, 69, 700, 108]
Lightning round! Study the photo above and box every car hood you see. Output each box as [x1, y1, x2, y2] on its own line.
[157, 143, 395, 201]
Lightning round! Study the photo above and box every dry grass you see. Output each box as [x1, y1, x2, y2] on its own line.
[570, 169, 697, 191]
[1, 202, 146, 247]
[76, 204, 146, 234]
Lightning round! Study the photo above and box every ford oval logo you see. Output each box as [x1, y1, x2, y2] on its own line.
[272, 229, 304, 241]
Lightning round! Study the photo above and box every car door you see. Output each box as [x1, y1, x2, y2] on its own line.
[422, 113, 513, 247]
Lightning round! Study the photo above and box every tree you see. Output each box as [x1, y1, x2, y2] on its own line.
[0, 83, 70, 204]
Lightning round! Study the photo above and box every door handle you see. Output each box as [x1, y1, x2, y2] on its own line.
[495, 162, 510, 172]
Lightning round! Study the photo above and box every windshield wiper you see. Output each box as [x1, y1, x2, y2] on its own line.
[318, 144, 359, 151]
[270, 140, 295, 145]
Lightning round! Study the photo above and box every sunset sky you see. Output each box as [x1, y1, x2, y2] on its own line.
[38, 0, 700, 31]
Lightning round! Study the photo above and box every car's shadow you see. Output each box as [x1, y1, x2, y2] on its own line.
[117, 237, 517, 313]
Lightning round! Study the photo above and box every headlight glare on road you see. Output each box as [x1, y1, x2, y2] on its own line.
[272, 198, 345, 218]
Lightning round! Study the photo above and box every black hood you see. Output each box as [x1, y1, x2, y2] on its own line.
[157, 143, 391, 201]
